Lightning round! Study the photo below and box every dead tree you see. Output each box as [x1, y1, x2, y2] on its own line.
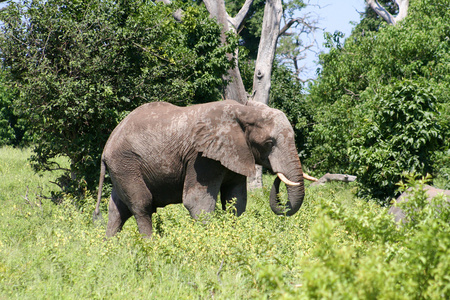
[366, 0, 409, 25]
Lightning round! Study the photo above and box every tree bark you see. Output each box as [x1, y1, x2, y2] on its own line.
[251, 0, 282, 105]
[366, 0, 409, 25]
[203, 0, 248, 104]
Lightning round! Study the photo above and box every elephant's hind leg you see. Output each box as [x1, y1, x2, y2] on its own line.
[106, 188, 132, 237]
[124, 187, 155, 237]
[111, 175, 155, 237]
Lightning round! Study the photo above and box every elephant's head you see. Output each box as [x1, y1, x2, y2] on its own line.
[194, 100, 305, 216]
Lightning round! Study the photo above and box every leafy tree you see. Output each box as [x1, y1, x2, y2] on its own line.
[306, 0, 450, 202]
[0, 0, 235, 195]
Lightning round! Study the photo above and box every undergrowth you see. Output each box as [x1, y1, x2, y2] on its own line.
[0, 146, 448, 299]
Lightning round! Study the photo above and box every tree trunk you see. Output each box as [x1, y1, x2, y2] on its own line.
[252, 0, 282, 105]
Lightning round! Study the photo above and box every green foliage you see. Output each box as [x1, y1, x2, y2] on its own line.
[1, 147, 449, 298]
[225, 0, 267, 59]
[301, 175, 450, 299]
[306, 0, 450, 198]
[0, 73, 16, 146]
[0, 0, 235, 195]
[349, 80, 442, 203]
[0, 72, 29, 146]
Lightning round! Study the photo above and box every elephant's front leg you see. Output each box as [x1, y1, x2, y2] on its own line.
[183, 155, 225, 219]
[220, 173, 247, 216]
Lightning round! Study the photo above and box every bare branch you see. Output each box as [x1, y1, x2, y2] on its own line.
[395, 0, 409, 22]
[310, 173, 357, 186]
[216, 259, 224, 284]
[344, 88, 359, 98]
[366, 0, 409, 25]
[22, 186, 30, 204]
[279, 18, 299, 36]
[229, 0, 254, 30]
[279, 14, 320, 37]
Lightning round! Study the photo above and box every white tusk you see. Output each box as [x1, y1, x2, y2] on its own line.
[303, 173, 318, 182]
[277, 173, 301, 186]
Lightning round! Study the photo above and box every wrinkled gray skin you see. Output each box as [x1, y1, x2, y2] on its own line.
[389, 185, 450, 223]
[94, 100, 305, 237]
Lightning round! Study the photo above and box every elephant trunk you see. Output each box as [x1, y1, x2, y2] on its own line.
[269, 164, 305, 216]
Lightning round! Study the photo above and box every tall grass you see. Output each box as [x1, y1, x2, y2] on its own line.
[1, 147, 449, 299]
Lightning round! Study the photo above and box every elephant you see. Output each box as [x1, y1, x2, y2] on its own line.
[389, 185, 450, 223]
[93, 99, 306, 237]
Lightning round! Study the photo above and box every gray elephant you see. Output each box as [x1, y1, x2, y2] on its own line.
[93, 100, 306, 237]
[389, 185, 450, 223]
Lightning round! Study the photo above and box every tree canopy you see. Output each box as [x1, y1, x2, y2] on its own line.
[0, 0, 236, 193]
[306, 0, 450, 203]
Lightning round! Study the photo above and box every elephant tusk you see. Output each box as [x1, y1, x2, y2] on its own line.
[303, 173, 318, 182]
[277, 173, 301, 186]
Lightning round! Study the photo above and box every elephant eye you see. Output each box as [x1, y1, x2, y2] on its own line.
[264, 140, 274, 149]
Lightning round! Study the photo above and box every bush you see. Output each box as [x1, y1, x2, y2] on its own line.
[349, 80, 442, 203]
[0, 75, 15, 146]
[301, 175, 450, 299]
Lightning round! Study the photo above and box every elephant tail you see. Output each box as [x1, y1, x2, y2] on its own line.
[93, 158, 106, 223]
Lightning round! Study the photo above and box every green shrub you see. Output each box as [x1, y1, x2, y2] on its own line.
[300, 176, 450, 299]
[349, 80, 442, 204]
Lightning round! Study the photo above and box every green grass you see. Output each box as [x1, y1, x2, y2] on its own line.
[1, 146, 449, 299]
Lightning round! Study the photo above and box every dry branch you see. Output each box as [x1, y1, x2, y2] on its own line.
[310, 173, 357, 186]
[366, 0, 409, 25]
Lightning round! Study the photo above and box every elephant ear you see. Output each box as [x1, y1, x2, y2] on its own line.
[193, 118, 256, 177]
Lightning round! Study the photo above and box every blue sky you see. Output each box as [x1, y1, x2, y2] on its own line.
[300, 0, 367, 80]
